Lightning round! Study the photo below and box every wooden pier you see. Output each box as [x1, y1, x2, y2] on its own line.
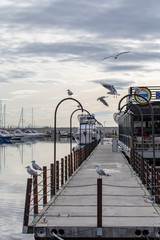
[29, 141, 160, 239]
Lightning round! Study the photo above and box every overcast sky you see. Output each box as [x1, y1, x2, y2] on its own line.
[0, 0, 160, 127]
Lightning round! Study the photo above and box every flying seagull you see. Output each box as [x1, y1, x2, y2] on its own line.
[25, 166, 41, 176]
[95, 164, 111, 178]
[31, 160, 43, 171]
[101, 83, 120, 97]
[67, 89, 73, 97]
[102, 51, 130, 60]
[97, 96, 109, 106]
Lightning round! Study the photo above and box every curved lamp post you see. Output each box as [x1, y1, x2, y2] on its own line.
[118, 93, 155, 193]
[54, 97, 83, 193]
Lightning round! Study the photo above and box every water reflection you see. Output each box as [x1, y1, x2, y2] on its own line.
[0, 138, 76, 240]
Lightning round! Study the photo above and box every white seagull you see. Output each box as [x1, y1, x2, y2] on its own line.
[95, 164, 111, 178]
[101, 83, 120, 97]
[25, 166, 41, 176]
[67, 89, 73, 97]
[102, 51, 130, 60]
[31, 160, 43, 171]
[97, 96, 109, 106]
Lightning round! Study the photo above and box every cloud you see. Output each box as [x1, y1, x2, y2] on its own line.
[10, 89, 42, 99]
[91, 79, 136, 89]
[37, 79, 59, 84]
[2, 0, 159, 41]
[0, 0, 159, 127]
[11, 89, 41, 95]
[7, 70, 35, 79]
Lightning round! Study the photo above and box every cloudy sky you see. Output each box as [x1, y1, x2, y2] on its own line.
[0, 0, 160, 128]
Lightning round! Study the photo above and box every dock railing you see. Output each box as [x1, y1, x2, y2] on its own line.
[22, 140, 98, 233]
[134, 137, 160, 151]
[130, 149, 160, 204]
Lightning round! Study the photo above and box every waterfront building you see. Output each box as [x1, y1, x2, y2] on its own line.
[115, 86, 160, 161]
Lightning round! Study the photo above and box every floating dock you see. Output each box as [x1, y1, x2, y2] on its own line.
[30, 141, 160, 239]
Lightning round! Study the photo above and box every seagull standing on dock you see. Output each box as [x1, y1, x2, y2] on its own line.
[97, 96, 109, 106]
[95, 165, 111, 178]
[67, 89, 73, 97]
[31, 160, 43, 171]
[25, 166, 41, 176]
[102, 51, 130, 60]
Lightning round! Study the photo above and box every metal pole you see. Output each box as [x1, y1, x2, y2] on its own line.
[50, 163, 54, 197]
[43, 166, 47, 206]
[54, 97, 83, 193]
[97, 178, 102, 228]
[33, 176, 38, 216]
[23, 178, 32, 232]
[61, 158, 64, 186]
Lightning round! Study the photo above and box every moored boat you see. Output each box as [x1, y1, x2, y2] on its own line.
[74, 114, 100, 145]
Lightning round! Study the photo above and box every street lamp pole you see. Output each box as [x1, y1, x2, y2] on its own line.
[54, 97, 83, 194]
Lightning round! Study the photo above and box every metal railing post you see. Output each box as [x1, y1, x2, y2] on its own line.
[50, 163, 54, 197]
[33, 176, 38, 216]
[43, 166, 47, 206]
[97, 178, 102, 228]
[23, 178, 32, 233]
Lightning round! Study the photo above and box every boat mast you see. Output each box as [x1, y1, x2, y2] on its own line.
[18, 107, 24, 128]
[0, 100, 2, 128]
[32, 107, 34, 128]
[3, 104, 6, 128]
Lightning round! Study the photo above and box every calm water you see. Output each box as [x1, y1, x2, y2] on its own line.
[0, 138, 76, 240]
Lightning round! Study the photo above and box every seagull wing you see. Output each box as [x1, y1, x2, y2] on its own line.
[97, 96, 106, 101]
[101, 83, 112, 91]
[97, 167, 107, 176]
[33, 162, 42, 171]
[102, 56, 114, 60]
[27, 167, 39, 176]
[110, 85, 117, 94]
[99, 98, 109, 106]
[116, 51, 130, 58]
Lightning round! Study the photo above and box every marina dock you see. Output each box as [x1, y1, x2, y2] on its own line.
[30, 141, 160, 239]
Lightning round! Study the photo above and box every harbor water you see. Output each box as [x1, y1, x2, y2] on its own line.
[0, 138, 76, 240]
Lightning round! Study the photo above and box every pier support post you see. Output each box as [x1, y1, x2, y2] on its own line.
[56, 161, 59, 190]
[65, 156, 68, 182]
[43, 166, 47, 206]
[61, 158, 64, 186]
[50, 163, 55, 197]
[33, 176, 38, 216]
[68, 155, 71, 177]
[97, 178, 102, 236]
[23, 178, 32, 233]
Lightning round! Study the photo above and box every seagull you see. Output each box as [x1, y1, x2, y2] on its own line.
[101, 83, 120, 97]
[67, 89, 73, 97]
[25, 166, 41, 177]
[95, 165, 111, 178]
[102, 51, 130, 60]
[31, 160, 43, 171]
[97, 96, 109, 106]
